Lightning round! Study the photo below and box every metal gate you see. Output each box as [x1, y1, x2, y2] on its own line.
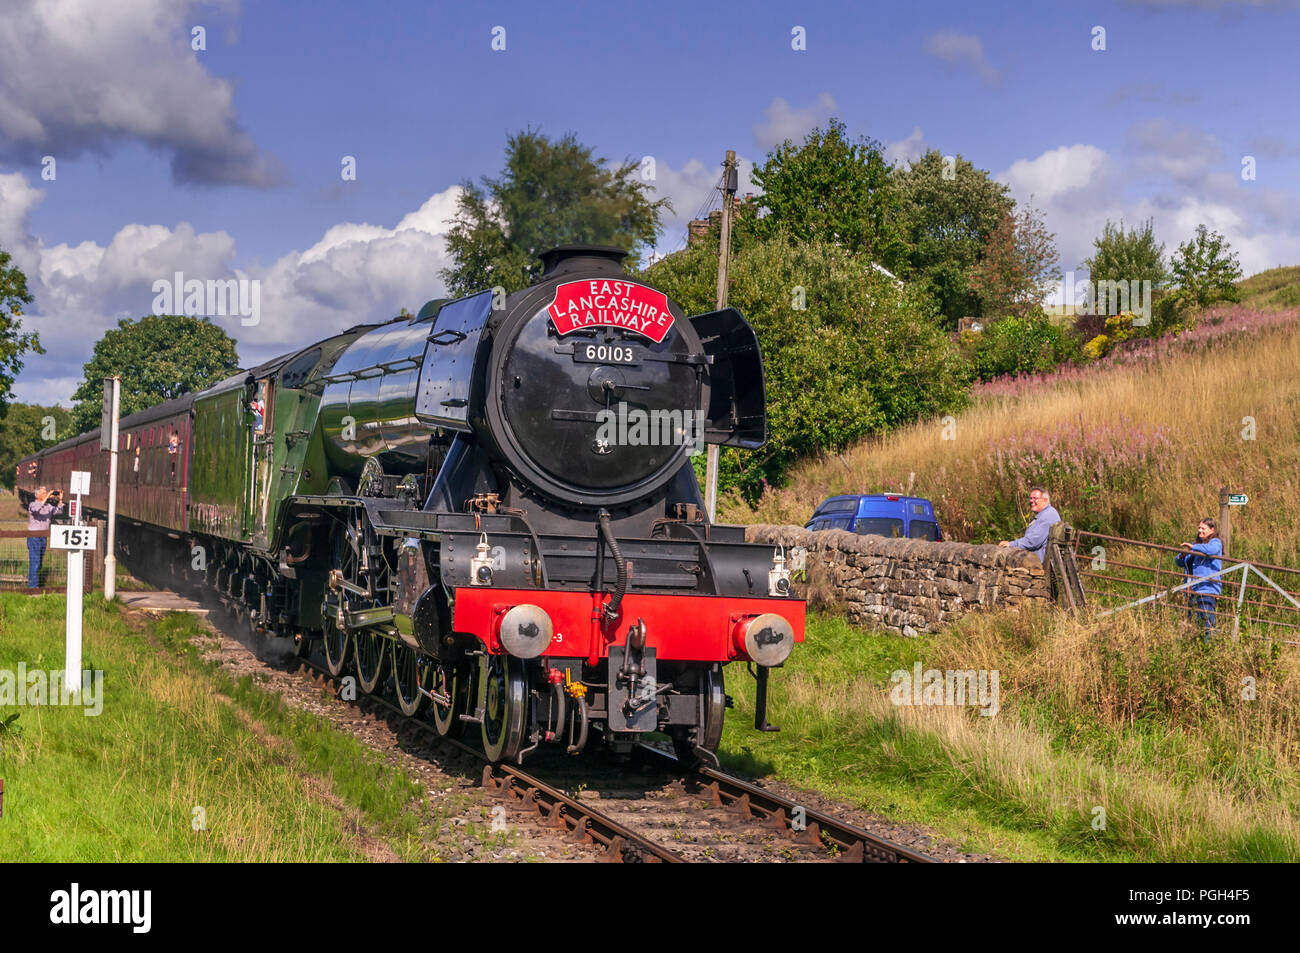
[1068, 529, 1300, 644]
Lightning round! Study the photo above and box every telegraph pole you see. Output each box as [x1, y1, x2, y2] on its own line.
[102, 376, 120, 600]
[705, 149, 738, 521]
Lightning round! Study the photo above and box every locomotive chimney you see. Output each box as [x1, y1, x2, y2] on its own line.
[538, 245, 629, 279]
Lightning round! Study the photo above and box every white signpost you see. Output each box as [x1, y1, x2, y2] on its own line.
[102, 376, 121, 601]
[55, 470, 94, 693]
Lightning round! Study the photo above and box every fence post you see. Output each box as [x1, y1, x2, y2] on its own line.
[1232, 564, 1249, 641]
[1219, 486, 1231, 559]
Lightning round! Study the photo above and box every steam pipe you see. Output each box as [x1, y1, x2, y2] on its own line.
[567, 694, 589, 755]
[597, 509, 628, 620]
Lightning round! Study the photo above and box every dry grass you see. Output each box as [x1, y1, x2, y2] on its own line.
[723, 607, 1300, 860]
[724, 305, 1300, 565]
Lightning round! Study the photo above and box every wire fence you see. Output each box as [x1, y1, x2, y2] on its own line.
[0, 529, 97, 594]
[1071, 529, 1300, 645]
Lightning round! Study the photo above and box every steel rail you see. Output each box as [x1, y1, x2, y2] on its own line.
[291, 658, 684, 864]
[636, 745, 937, 863]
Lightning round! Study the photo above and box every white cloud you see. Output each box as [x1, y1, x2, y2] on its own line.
[5, 174, 465, 405]
[644, 155, 757, 256]
[885, 126, 926, 167]
[0, 171, 44, 271]
[1002, 125, 1300, 296]
[752, 93, 838, 150]
[0, 0, 281, 187]
[924, 31, 999, 85]
[1000, 145, 1110, 203]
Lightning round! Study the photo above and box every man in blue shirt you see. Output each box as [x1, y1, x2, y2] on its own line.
[998, 487, 1061, 563]
[1176, 518, 1223, 641]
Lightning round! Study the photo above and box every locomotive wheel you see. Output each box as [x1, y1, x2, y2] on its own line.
[671, 667, 726, 765]
[431, 664, 469, 737]
[294, 631, 315, 659]
[391, 642, 429, 716]
[322, 613, 351, 677]
[353, 631, 389, 695]
[480, 654, 527, 763]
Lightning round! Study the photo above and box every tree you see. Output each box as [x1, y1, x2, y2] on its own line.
[0, 403, 72, 490]
[893, 150, 1014, 328]
[749, 119, 907, 273]
[646, 236, 969, 497]
[1169, 225, 1242, 311]
[0, 247, 43, 420]
[1081, 218, 1170, 291]
[440, 129, 670, 297]
[69, 315, 240, 434]
[967, 202, 1061, 320]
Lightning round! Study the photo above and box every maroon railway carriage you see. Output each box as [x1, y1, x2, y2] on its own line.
[16, 396, 191, 533]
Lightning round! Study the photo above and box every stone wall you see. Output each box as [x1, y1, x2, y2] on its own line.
[745, 525, 1050, 635]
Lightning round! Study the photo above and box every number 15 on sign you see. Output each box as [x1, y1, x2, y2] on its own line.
[51, 525, 97, 550]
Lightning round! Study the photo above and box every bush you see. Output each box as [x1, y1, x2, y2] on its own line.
[1082, 334, 1109, 361]
[969, 313, 1078, 381]
[646, 235, 970, 498]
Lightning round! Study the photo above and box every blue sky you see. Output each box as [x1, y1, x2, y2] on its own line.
[3, 0, 1298, 405]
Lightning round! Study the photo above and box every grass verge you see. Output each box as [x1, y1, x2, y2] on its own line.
[719, 607, 1300, 862]
[0, 592, 486, 861]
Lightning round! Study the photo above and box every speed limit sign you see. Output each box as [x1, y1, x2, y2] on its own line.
[50, 525, 97, 550]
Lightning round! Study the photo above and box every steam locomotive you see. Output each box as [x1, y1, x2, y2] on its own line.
[17, 246, 805, 764]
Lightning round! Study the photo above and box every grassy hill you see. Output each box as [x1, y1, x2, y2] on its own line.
[1237, 265, 1300, 310]
[723, 302, 1300, 567]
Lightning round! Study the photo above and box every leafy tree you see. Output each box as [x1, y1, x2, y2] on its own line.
[893, 150, 1014, 328]
[1080, 218, 1170, 290]
[0, 247, 43, 419]
[749, 119, 907, 273]
[0, 403, 72, 490]
[440, 129, 670, 296]
[968, 202, 1061, 320]
[69, 315, 240, 434]
[1169, 225, 1242, 311]
[646, 235, 969, 497]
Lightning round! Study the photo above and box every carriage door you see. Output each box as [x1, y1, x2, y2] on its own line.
[249, 378, 275, 540]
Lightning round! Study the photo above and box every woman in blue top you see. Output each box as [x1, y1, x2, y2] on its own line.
[1175, 518, 1223, 640]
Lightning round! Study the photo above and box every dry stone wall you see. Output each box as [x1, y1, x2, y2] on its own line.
[744, 525, 1050, 635]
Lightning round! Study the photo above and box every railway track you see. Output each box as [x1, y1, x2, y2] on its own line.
[285, 651, 936, 864]
[635, 746, 936, 863]
[289, 656, 683, 863]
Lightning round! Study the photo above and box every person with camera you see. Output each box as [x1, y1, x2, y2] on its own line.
[1176, 517, 1223, 641]
[27, 485, 64, 589]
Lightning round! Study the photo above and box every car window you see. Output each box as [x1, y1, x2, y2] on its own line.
[910, 502, 929, 516]
[854, 518, 904, 537]
[816, 499, 858, 515]
[908, 520, 941, 541]
[822, 516, 853, 530]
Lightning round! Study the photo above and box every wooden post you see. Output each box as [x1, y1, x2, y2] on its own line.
[1218, 486, 1230, 559]
[704, 150, 738, 522]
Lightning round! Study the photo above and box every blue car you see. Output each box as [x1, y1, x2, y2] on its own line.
[805, 494, 943, 541]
